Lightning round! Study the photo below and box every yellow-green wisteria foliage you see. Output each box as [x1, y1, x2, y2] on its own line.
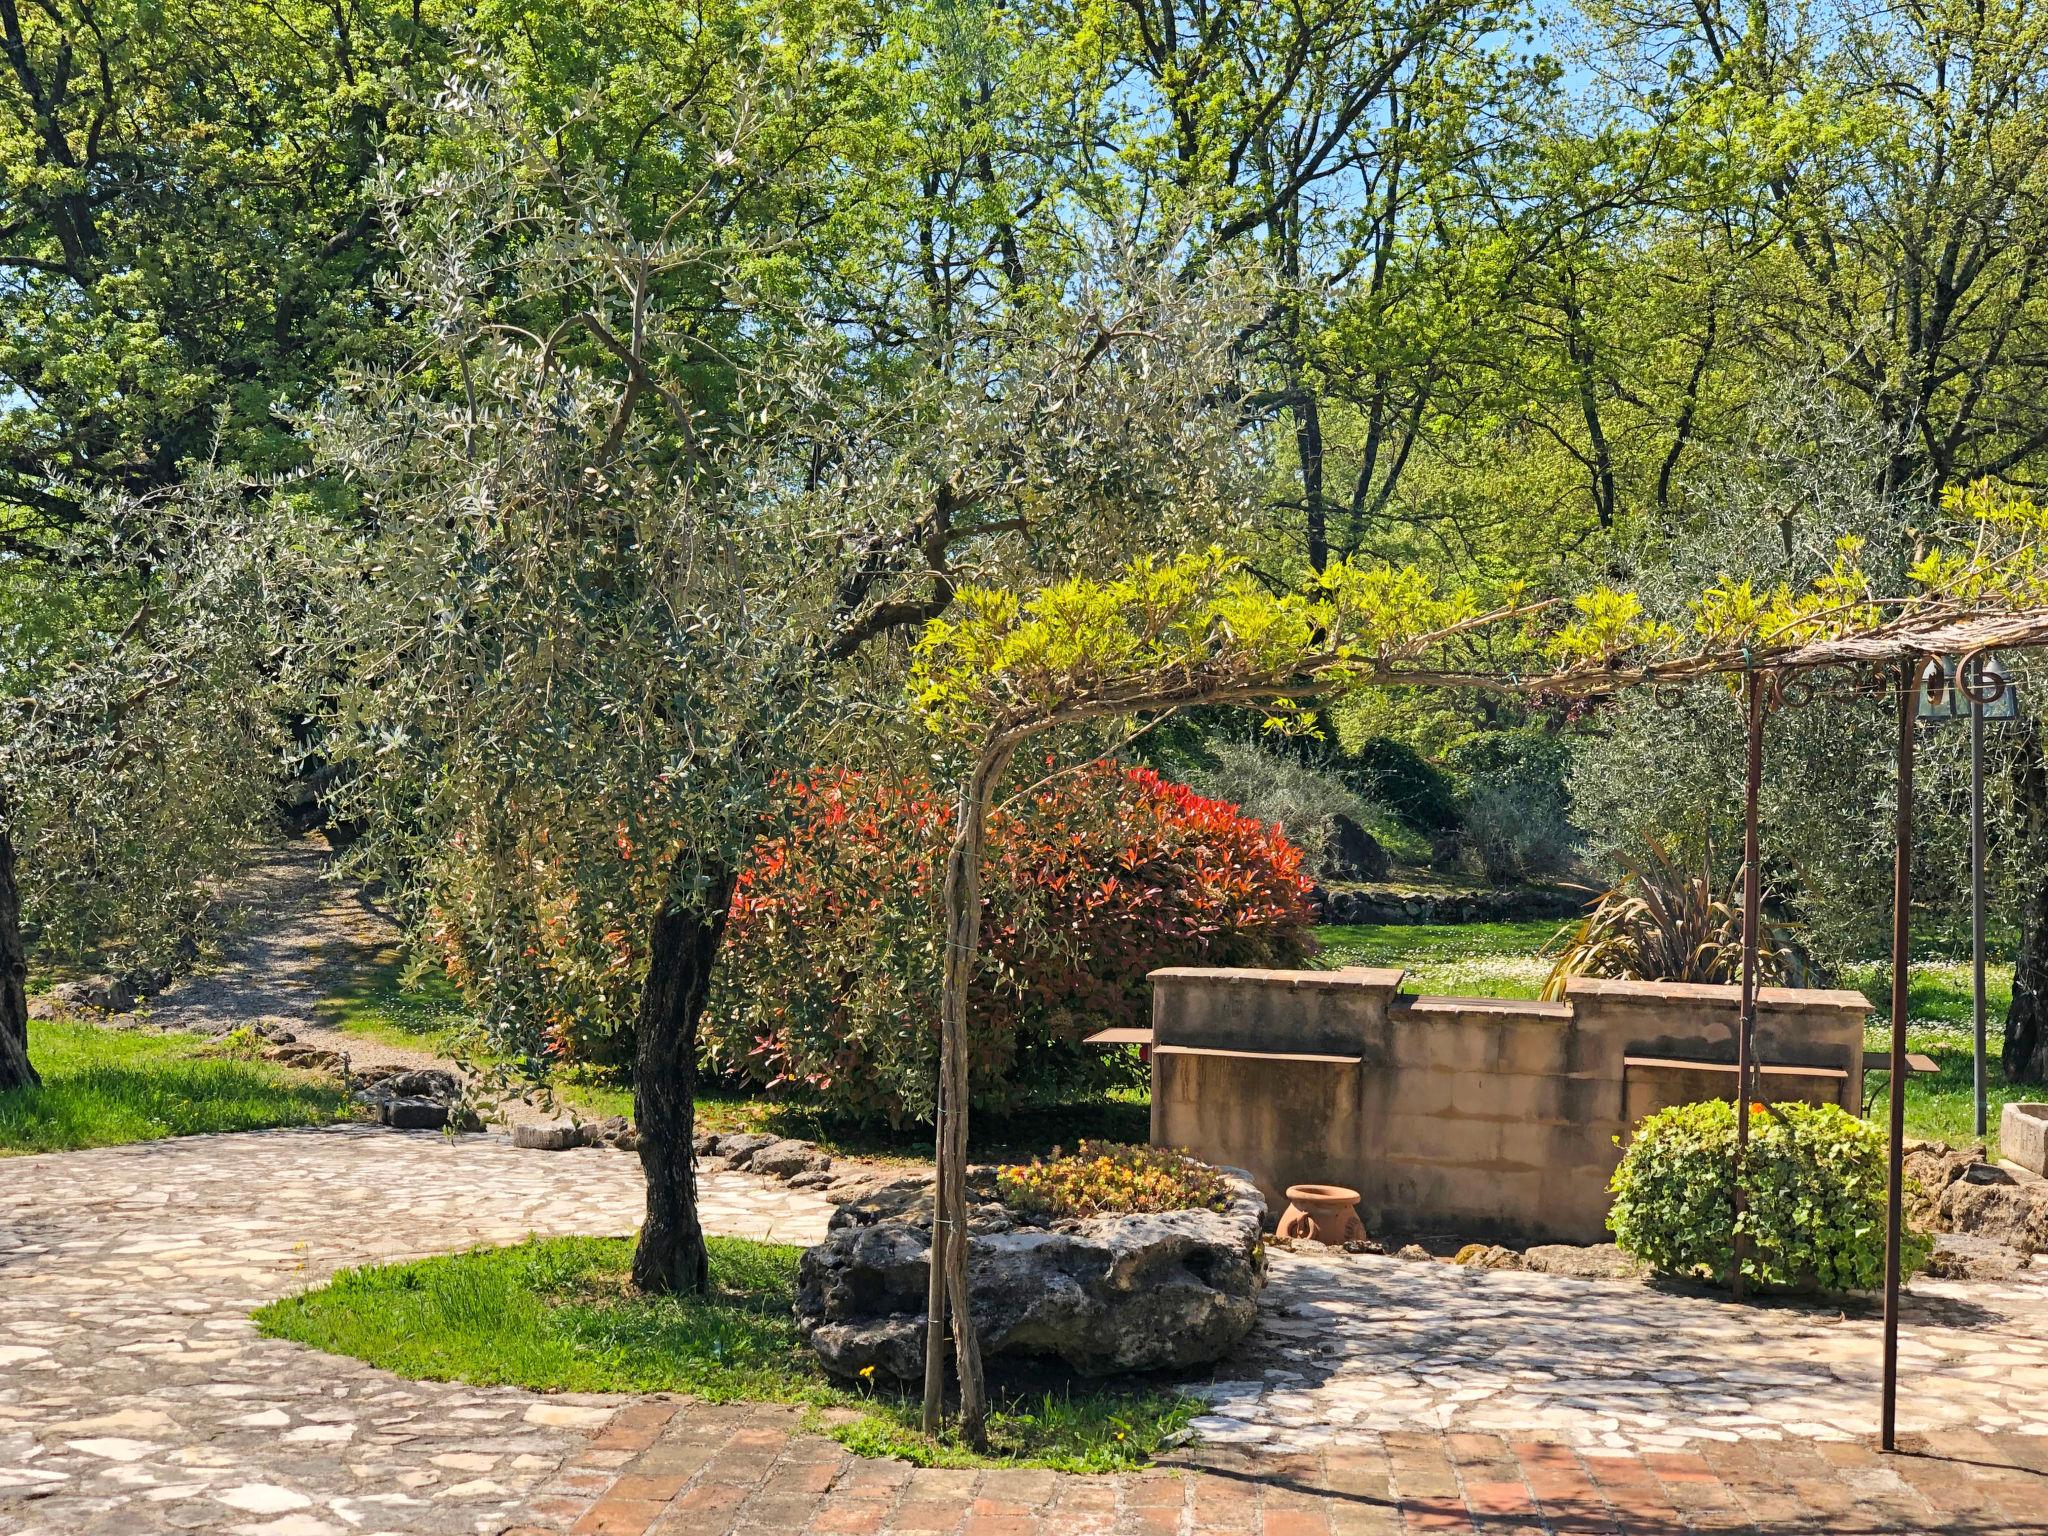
[913, 487, 2048, 740]
[911, 549, 1522, 740]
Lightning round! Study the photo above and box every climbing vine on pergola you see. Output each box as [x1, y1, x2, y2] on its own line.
[905, 481, 2048, 1450]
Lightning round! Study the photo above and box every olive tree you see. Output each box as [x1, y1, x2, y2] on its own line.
[0, 482, 289, 1090]
[298, 67, 1265, 1293]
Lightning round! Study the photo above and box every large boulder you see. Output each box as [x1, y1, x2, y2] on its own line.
[47, 975, 138, 1014]
[1938, 1174, 2048, 1254]
[751, 1138, 830, 1178]
[1321, 816, 1390, 882]
[795, 1168, 1266, 1381]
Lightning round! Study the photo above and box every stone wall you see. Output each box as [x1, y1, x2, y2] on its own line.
[1148, 968, 1870, 1244]
[1310, 884, 1585, 926]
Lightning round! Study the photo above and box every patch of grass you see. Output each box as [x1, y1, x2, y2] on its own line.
[1357, 809, 1432, 867]
[255, 1234, 1197, 1472]
[1, 1018, 354, 1154]
[1840, 959, 2012, 1029]
[1315, 919, 1560, 999]
[312, 952, 477, 1056]
[1860, 1019, 2027, 1156]
[1838, 960, 2023, 1154]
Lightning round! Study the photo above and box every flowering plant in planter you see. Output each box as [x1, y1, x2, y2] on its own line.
[996, 1141, 1233, 1218]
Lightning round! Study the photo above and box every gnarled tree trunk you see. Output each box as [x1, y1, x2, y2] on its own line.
[630, 859, 734, 1295]
[922, 745, 1011, 1449]
[2003, 730, 2048, 1082]
[0, 811, 36, 1092]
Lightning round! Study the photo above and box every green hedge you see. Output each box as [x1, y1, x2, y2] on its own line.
[1608, 1099, 1928, 1293]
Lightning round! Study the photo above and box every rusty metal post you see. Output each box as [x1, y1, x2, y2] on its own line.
[1882, 655, 1916, 1452]
[1732, 670, 1764, 1300]
[1971, 661, 1989, 1139]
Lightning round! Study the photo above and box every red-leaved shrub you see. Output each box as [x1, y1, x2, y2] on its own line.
[702, 761, 1315, 1125]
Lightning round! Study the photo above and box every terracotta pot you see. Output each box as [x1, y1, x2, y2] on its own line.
[1274, 1183, 1367, 1246]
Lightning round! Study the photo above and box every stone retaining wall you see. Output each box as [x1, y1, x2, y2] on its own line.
[1311, 884, 1586, 926]
[1149, 969, 1871, 1244]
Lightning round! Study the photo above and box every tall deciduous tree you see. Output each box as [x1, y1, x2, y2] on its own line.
[1071, 0, 1545, 571]
[0, 0, 461, 545]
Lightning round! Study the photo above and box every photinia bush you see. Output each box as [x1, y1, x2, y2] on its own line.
[701, 761, 1315, 1124]
[1608, 1098, 1929, 1293]
[419, 801, 683, 1074]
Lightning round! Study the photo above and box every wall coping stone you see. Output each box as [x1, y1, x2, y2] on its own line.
[1563, 975, 1872, 1012]
[1148, 965, 1407, 991]
[1147, 966, 1869, 1021]
[1396, 995, 1573, 1018]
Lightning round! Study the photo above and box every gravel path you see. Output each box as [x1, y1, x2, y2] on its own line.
[143, 840, 447, 1076]
[98, 838, 568, 1128]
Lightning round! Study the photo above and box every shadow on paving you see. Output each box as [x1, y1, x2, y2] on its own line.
[1205, 1247, 2018, 1446]
[1181, 1448, 2048, 1534]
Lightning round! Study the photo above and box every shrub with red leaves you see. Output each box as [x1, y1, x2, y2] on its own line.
[702, 760, 1315, 1125]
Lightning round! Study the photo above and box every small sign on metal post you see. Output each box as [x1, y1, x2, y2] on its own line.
[1914, 651, 2024, 1141]
[1915, 652, 2021, 721]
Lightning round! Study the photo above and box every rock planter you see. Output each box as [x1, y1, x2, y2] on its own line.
[795, 1166, 1266, 1382]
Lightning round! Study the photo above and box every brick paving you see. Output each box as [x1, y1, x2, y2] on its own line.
[534, 1400, 2048, 1535]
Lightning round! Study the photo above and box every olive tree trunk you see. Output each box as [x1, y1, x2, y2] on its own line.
[2003, 730, 2048, 1083]
[920, 745, 1010, 1449]
[0, 811, 36, 1092]
[630, 859, 734, 1295]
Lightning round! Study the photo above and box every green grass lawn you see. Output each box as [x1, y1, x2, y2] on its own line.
[1843, 959, 2024, 1153]
[1315, 919, 1563, 998]
[1, 1018, 354, 1154]
[313, 953, 479, 1057]
[256, 1233, 1196, 1472]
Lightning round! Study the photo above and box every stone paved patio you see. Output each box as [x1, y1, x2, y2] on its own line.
[5, 1125, 2048, 1534]
[1193, 1245, 2048, 1452]
[0, 1126, 830, 1536]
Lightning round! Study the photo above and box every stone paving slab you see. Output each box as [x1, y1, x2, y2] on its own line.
[0, 1125, 833, 1536]
[537, 1397, 2048, 1535]
[1190, 1247, 2048, 1453]
[8, 1125, 2048, 1535]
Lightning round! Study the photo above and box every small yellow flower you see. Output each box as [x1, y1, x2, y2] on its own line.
[859, 1365, 876, 1379]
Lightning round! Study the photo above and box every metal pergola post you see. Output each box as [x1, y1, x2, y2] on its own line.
[1732, 671, 1764, 1301]
[1971, 662, 1990, 1139]
[1883, 655, 1916, 1453]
